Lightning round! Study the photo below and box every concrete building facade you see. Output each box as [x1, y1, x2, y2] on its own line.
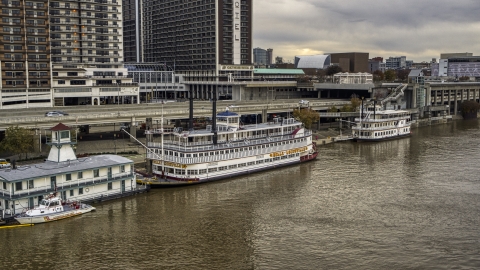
[0, 0, 139, 109]
[329, 52, 369, 73]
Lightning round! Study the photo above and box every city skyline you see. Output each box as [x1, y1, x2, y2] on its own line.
[253, 0, 480, 63]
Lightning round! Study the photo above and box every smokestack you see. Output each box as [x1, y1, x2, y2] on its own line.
[212, 86, 218, 145]
[189, 87, 194, 131]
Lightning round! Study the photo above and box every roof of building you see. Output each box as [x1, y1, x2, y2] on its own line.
[294, 55, 331, 69]
[217, 111, 239, 117]
[50, 123, 70, 131]
[253, 68, 305, 75]
[0, 155, 133, 182]
[408, 69, 423, 77]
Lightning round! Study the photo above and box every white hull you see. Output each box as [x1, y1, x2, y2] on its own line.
[15, 205, 96, 224]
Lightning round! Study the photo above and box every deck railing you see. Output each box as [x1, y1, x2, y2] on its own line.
[147, 130, 312, 153]
[0, 172, 133, 199]
[146, 139, 310, 164]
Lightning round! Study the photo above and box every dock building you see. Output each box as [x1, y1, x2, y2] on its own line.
[0, 123, 140, 215]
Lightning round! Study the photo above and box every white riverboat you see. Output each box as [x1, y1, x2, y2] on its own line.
[352, 105, 411, 142]
[13, 192, 95, 225]
[138, 107, 318, 187]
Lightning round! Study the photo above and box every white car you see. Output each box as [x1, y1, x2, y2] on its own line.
[299, 100, 310, 105]
[45, 111, 65, 117]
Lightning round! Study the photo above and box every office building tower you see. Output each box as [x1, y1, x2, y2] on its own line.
[385, 56, 407, 69]
[123, 0, 142, 62]
[253, 47, 267, 65]
[141, 0, 253, 74]
[266, 48, 273, 65]
[0, 0, 51, 108]
[49, 0, 138, 106]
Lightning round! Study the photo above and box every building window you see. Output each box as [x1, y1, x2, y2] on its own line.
[93, 169, 99, 177]
[120, 165, 125, 173]
[58, 80, 65, 84]
[70, 190, 74, 196]
[78, 172, 83, 179]
[15, 182, 22, 191]
[79, 188, 83, 195]
[108, 182, 112, 190]
[28, 180, 34, 189]
[66, 174, 71, 181]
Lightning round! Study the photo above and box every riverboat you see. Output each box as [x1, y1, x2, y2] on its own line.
[352, 105, 411, 142]
[9, 192, 95, 225]
[137, 106, 318, 187]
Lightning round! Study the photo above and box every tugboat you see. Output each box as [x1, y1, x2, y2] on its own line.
[11, 191, 96, 225]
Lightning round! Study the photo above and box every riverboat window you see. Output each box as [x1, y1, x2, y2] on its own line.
[79, 187, 83, 195]
[167, 168, 174, 173]
[238, 163, 246, 167]
[234, 149, 239, 152]
[180, 153, 184, 157]
[229, 165, 237, 169]
[208, 168, 217, 173]
[187, 170, 197, 175]
[93, 169, 99, 177]
[108, 182, 112, 190]
[28, 180, 34, 189]
[218, 166, 227, 171]
[256, 160, 264, 164]
[174, 152, 178, 157]
[193, 154, 198, 158]
[247, 162, 255, 166]
[121, 165, 125, 172]
[281, 156, 288, 159]
[66, 174, 71, 181]
[186, 154, 191, 158]
[78, 172, 83, 179]
[15, 181, 22, 191]
[273, 157, 280, 161]
[215, 151, 219, 155]
[199, 169, 207, 174]
[199, 153, 204, 157]
[70, 190, 74, 196]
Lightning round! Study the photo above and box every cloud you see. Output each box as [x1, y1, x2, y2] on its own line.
[253, 0, 480, 62]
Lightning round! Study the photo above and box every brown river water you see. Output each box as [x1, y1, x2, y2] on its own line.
[1, 120, 480, 270]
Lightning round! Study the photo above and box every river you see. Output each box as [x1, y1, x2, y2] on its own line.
[2, 120, 480, 270]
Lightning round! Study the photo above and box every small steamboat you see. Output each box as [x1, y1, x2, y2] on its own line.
[352, 104, 411, 142]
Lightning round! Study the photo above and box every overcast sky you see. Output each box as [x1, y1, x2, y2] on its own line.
[253, 0, 480, 63]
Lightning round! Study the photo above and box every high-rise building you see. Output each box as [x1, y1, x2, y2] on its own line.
[0, 0, 139, 109]
[253, 47, 267, 65]
[123, 0, 142, 62]
[1, 0, 52, 108]
[49, 0, 138, 106]
[141, 0, 253, 74]
[266, 48, 273, 65]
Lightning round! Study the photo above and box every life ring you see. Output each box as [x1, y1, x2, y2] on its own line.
[85, 188, 89, 192]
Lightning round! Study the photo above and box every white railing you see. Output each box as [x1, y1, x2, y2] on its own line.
[147, 131, 312, 153]
[146, 140, 309, 164]
[1, 172, 133, 198]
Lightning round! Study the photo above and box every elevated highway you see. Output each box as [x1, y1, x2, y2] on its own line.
[0, 99, 350, 130]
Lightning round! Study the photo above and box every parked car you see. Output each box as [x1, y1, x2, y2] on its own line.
[0, 159, 11, 168]
[45, 111, 65, 117]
